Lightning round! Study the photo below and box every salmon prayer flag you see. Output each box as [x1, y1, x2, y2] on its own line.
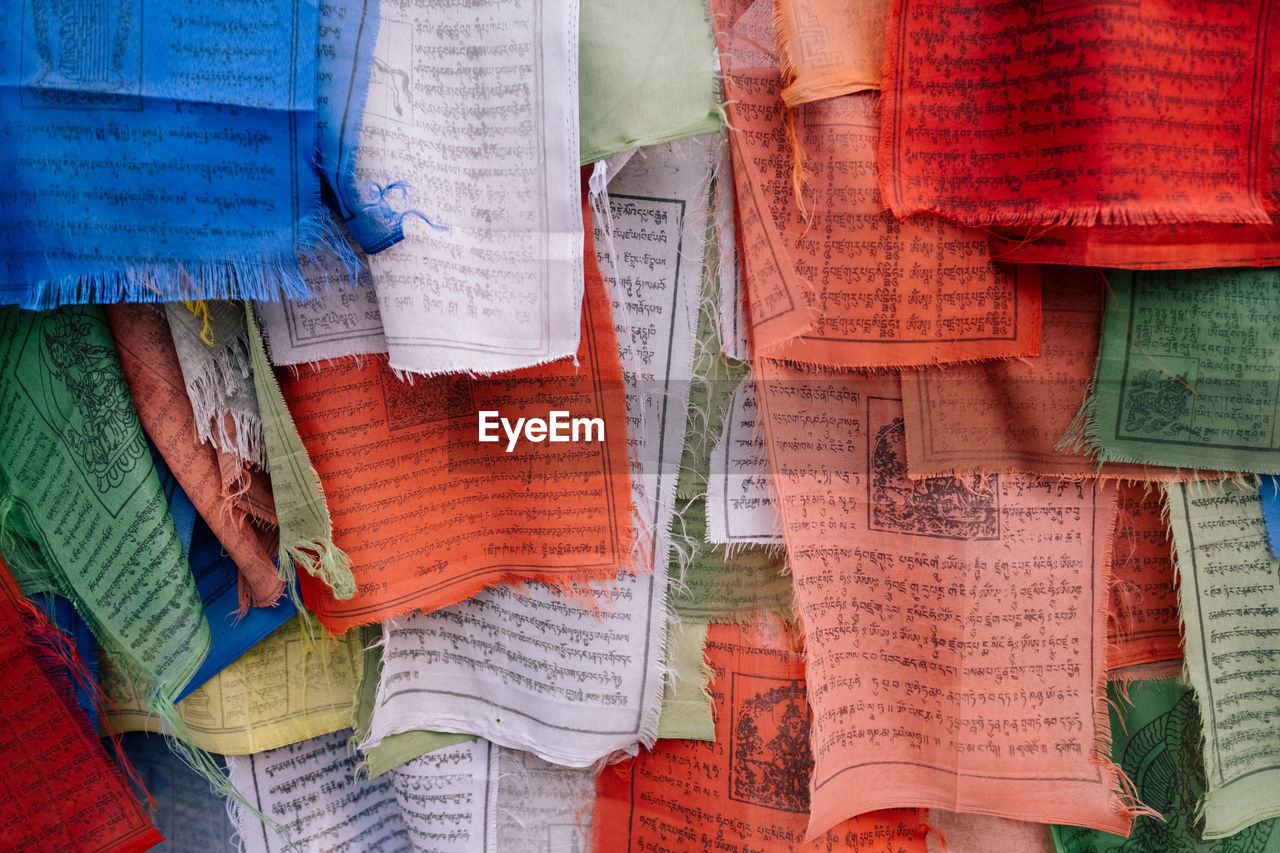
[107, 303, 284, 610]
[280, 212, 634, 632]
[880, 0, 1280, 227]
[1108, 483, 1181, 671]
[592, 617, 929, 852]
[0, 557, 162, 853]
[900, 266, 1204, 482]
[754, 363, 1141, 837]
[717, 0, 1039, 366]
[774, 0, 889, 106]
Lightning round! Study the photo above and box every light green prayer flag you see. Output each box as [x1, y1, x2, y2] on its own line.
[0, 306, 209, 701]
[1070, 269, 1280, 472]
[669, 252, 791, 623]
[1165, 479, 1280, 838]
[351, 628, 473, 778]
[656, 618, 714, 740]
[245, 305, 355, 600]
[579, 0, 723, 164]
[1053, 679, 1280, 852]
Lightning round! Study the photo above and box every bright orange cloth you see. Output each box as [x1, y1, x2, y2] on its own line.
[281, 213, 634, 632]
[592, 618, 929, 852]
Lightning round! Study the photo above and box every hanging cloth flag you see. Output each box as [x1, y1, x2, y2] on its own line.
[1165, 480, 1280, 839]
[104, 615, 364, 755]
[592, 617, 930, 852]
[774, 0, 888, 105]
[164, 301, 267, 472]
[107, 302, 284, 609]
[754, 365, 1145, 838]
[579, 0, 722, 163]
[279, 197, 633, 632]
[715, 0, 1039, 365]
[0, 305, 210, 707]
[0, 557, 162, 853]
[1109, 483, 1181, 670]
[1066, 268, 1280, 474]
[315, 0, 403, 253]
[350, 0, 585, 375]
[0, 0, 357, 306]
[879, 0, 1280, 227]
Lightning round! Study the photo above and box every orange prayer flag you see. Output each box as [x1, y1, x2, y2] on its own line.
[282, 206, 635, 632]
[718, 0, 1039, 366]
[592, 618, 929, 852]
[774, 0, 888, 106]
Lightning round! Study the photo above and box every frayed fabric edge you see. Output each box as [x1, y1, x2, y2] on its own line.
[20, 208, 362, 310]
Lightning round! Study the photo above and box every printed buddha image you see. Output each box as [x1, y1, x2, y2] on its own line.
[1123, 368, 1192, 436]
[38, 310, 144, 494]
[870, 414, 999, 540]
[730, 680, 813, 813]
[25, 0, 141, 106]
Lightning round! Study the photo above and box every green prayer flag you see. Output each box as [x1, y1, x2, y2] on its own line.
[1070, 269, 1280, 472]
[579, 0, 723, 164]
[246, 305, 356, 601]
[1165, 479, 1280, 838]
[669, 254, 791, 623]
[671, 501, 792, 622]
[0, 306, 209, 701]
[1053, 679, 1280, 852]
[656, 619, 714, 741]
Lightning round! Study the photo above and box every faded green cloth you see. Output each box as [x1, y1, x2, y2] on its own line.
[668, 254, 791, 623]
[1165, 479, 1280, 839]
[351, 629, 473, 778]
[677, 246, 746, 501]
[1069, 269, 1280, 472]
[656, 619, 714, 741]
[1052, 679, 1280, 852]
[579, 0, 722, 164]
[672, 502, 792, 622]
[246, 306, 355, 602]
[0, 306, 209, 701]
